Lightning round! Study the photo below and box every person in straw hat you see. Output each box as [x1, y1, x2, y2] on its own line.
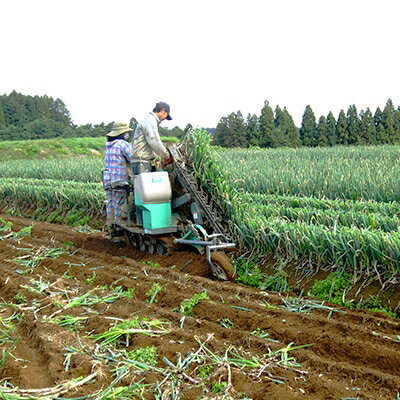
[131, 101, 173, 175]
[102, 122, 133, 237]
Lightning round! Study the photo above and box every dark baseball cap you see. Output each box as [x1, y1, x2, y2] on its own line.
[156, 101, 172, 120]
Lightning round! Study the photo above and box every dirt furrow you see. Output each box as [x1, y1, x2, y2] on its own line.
[0, 215, 399, 399]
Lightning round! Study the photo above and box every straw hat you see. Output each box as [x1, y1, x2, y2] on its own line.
[107, 122, 133, 137]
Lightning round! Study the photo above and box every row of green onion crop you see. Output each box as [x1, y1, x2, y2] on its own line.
[231, 208, 400, 275]
[0, 158, 103, 183]
[244, 201, 400, 233]
[0, 179, 105, 218]
[2, 144, 399, 202]
[0, 132, 399, 275]
[186, 130, 400, 276]
[240, 192, 400, 218]
[215, 145, 400, 202]
[0, 177, 102, 191]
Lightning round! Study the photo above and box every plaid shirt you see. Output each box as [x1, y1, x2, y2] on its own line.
[103, 139, 133, 189]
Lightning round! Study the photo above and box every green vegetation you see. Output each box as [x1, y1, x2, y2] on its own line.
[174, 291, 210, 316]
[146, 282, 162, 304]
[0, 136, 178, 161]
[1, 130, 398, 287]
[213, 98, 400, 148]
[0, 91, 184, 143]
[187, 130, 400, 280]
[211, 380, 228, 393]
[219, 318, 234, 329]
[142, 260, 162, 268]
[85, 272, 97, 285]
[198, 364, 213, 380]
[0, 217, 12, 231]
[0, 313, 19, 369]
[235, 258, 290, 292]
[0, 137, 105, 160]
[216, 145, 400, 202]
[11, 247, 64, 272]
[52, 315, 88, 332]
[311, 273, 398, 317]
[45, 287, 135, 312]
[311, 271, 353, 306]
[90, 317, 170, 346]
[124, 346, 158, 367]
[0, 177, 104, 226]
[0, 130, 399, 313]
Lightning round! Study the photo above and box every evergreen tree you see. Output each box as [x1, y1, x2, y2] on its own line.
[228, 111, 247, 147]
[394, 106, 400, 143]
[268, 126, 286, 148]
[75, 123, 94, 137]
[26, 118, 72, 139]
[326, 111, 337, 146]
[274, 105, 285, 129]
[346, 105, 360, 145]
[299, 105, 316, 146]
[270, 106, 300, 147]
[0, 101, 5, 126]
[2, 90, 24, 125]
[374, 107, 382, 128]
[158, 125, 183, 138]
[258, 100, 274, 148]
[382, 98, 395, 143]
[213, 112, 247, 148]
[375, 123, 386, 144]
[50, 98, 72, 125]
[359, 108, 376, 144]
[315, 116, 328, 146]
[374, 107, 387, 144]
[170, 126, 184, 138]
[283, 107, 301, 147]
[273, 105, 287, 147]
[213, 116, 229, 147]
[336, 109, 348, 144]
[246, 113, 261, 147]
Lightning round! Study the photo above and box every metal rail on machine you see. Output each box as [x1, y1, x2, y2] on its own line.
[169, 145, 235, 253]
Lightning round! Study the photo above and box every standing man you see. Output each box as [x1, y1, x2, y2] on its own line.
[132, 101, 173, 175]
[103, 122, 133, 237]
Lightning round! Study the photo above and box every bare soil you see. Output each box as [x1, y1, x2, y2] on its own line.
[0, 215, 399, 399]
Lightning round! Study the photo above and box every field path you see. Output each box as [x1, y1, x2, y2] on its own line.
[0, 215, 399, 399]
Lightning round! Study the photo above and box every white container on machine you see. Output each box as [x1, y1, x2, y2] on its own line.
[134, 171, 172, 204]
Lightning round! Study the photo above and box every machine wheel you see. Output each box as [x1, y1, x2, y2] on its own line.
[210, 252, 235, 281]
[137, 235, 146, 252]
[155, 243, 165, 255]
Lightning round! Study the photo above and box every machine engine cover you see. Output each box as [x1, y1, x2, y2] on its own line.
[135, 172, 172, 204]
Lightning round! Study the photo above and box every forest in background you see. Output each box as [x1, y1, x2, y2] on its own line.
[0, 91, 184, 140]
[213, 99, 400, 148]
[1, 91, 399, 148]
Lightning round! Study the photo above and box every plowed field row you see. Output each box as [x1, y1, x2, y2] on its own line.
[0, 215, 399, 399]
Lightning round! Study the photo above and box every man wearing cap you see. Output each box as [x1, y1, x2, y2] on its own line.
[131, 102, 173, 175]
[103, 122, 133, 236]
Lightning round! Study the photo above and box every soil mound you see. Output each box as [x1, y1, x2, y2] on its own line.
[0, 215, 399, 399]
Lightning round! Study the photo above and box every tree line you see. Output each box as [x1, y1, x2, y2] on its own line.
[2, 91, 399, 147]
[213, 99, 400, 148]
[0, 91, 183, 141]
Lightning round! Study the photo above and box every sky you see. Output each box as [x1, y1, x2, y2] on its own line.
[1, 0, 399, 129]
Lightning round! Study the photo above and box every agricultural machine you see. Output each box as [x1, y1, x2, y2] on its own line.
[108, 141, 236, 280]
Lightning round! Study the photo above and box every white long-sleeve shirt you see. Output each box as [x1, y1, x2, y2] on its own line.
[132, 112, 169, 161]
